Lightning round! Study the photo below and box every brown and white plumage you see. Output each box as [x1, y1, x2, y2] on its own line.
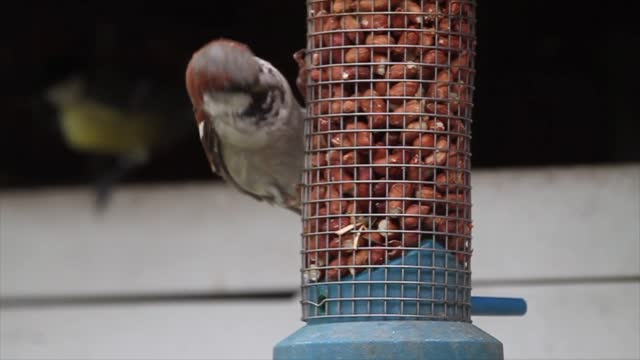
[185, 39, 305, 214]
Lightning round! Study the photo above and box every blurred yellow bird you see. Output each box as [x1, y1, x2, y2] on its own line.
[45, 73, 193, 212]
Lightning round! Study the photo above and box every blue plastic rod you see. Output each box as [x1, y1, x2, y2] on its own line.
[470, 296, 527, 316]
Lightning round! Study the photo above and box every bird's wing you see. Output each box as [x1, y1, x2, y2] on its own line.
[198, 108, 302, 215]
[195, 107, 266, 205]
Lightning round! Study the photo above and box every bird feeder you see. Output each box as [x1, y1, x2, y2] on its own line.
[275, 1, 525, 359]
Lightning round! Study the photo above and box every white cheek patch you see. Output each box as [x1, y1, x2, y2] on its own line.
[200, 89, 273, 149]
[202, 92, 252, 118]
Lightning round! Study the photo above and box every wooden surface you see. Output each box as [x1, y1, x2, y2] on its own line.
[1, 164, 639, 359]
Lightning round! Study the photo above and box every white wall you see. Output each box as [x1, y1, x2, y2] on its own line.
[1, 164, 639, 359]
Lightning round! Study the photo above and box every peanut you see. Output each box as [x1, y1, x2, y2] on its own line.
[404, 204, 431, 229]
[359, 14, 389, 30]
[407, 153, 432, 181]
[365, 34, 396, 53]
[328, 167, 356, 194]
[311, 100, 329, 115]
[329, 133, 345, 147]
[387, 240, 404, 258]
[311, 134, 328, 150]
[390, 99, 422, 127]
[374, 200, 387, 213]
[374, 80, 389, 95]
[330, 65, 371, 81]
[398, 1, 423, 25]
[326, 258, 348, 280]
[310, 0, 330, 15]
[332, 0, 355, 13]
[371, 54, 388, 76]
[436, 34, 463, 50]
[357, 89, 387, 128]
[436, 219, 471, 252]
[402, 120, 428, 144]
[387, 183, 416, 217]
[441, 192, 468, 213]
[439, 17, 452, 32]
[307, 234, 330, 264]
[327, 187, 348, 215]
[450, 118, 467, 134]
[384, 132, 401, 146]
[355, 0, 402, 11]
[316, 117, 338, 132]
[424, 138, 453, 166]
[377, 218, 400, 239]
[354, 167, 374, 197]
[341, 15, 362, 42]
[342, 150, 363, 165]
[310, 11, 327, 46]
[326, 248, 386, 280]
[419, 28, 436, 47]
[392, 30, 419, 59]
[423, 1, 446, 23]
[321, 216, 352, 232]
[449, 1, 474, 17]
[344, 121, 372, 147]
[435, 167, 466, 192]
[415, 186, 444, 208]
[362, 229, 385, 245]
[372, 149, 406, 178]
[328, 234, 356, 257]
[412, 133, 435, 148]
[311, 152, 328, 167]
[388, 81, 420, 103]
[390, 9, 407, 34]
[323, 16, 345, 48]
[372, 179, 387, 197]
[311, 50, 330, 66]
[423, 49, 448, 80]
[428, 118, 446, 131]
[345, 47, 371, 63]
[455, 22, 472, 38]
[331, 98, 357, 114]
[309, 186, 327, 206]
[402, 232, 420, 247]
[388, 62, 419, 80]
[309, 68, 321, 83]
[327, 149, 363, 166]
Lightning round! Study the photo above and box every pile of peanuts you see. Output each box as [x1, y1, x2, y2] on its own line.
[301, 0, 476, 282]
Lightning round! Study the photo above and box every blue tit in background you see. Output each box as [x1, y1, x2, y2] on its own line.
[44, 71, 195, 212]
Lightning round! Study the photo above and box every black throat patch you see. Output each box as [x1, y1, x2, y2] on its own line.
[241, 85, 285, 123]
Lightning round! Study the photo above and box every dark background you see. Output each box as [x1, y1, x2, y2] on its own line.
[2, 1, 638, 190]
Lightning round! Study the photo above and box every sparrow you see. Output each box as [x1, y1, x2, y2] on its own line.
[185, 39, 305, 214]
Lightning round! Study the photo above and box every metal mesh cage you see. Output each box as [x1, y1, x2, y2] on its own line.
[300, 0, 477, 322]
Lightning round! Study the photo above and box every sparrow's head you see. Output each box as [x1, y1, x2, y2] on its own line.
[185, 39, 258, 107]
[185, 39, 290, 140]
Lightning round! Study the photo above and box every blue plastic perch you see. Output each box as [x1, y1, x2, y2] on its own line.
[471, 296, 527, 316]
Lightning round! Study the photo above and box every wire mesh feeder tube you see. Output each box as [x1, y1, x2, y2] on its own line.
[303, 0, 475, 322]
[275, 1, 504, 359]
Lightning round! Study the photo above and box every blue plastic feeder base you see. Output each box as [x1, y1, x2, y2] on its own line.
[273, 320, 503, 360]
